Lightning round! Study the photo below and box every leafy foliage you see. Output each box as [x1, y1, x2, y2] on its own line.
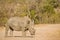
[0, 0, 60, 26]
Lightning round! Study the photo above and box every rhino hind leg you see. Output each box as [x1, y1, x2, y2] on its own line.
[9, 27, 14, 37]
[5, 25, 9, 37]
[10, 29, 13, 37]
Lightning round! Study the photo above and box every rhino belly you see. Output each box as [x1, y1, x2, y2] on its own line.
[9, 23, 22, 31]
[12, 26, 22, 31]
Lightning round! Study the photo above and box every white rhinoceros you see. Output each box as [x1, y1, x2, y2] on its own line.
[5, 16, 35, 37]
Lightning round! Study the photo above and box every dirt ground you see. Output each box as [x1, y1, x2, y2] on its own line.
[0, 24, 60, 40]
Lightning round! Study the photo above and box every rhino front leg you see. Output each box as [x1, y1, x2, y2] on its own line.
[22, 31, 26, 37]
[22, 27, 26, 37]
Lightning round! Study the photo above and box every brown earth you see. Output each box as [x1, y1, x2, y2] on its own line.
[0, 24, 60, 40]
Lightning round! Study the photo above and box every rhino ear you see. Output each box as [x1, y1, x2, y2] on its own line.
[27, 21, 30, 24]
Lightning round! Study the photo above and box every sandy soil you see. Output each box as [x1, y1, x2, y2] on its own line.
[0, 24, 60, 40]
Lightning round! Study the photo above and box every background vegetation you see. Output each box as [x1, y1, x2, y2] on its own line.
[0, 0, 60, 26]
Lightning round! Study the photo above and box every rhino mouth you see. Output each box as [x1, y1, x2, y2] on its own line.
[31, 33, 35, 35]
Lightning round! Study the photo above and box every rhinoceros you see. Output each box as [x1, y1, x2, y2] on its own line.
[5, 16, 35, 37]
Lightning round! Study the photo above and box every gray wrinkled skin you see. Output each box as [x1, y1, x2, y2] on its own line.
[5, 16, 35, 37]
